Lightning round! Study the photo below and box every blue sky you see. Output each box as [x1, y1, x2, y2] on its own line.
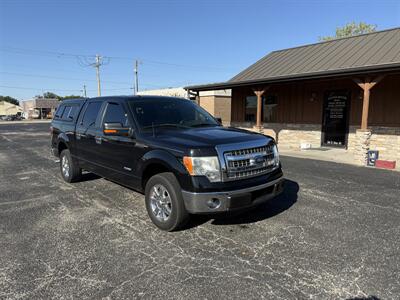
[0, 0, 399, 100]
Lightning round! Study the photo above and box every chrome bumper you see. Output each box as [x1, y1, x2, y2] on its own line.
[182, 177, 284, 214]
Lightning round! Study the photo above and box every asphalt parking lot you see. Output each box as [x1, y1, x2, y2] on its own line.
[0, 122, 399, 299]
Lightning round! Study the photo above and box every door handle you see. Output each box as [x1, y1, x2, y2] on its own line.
[76, 132, 86, 139]
[95, 136, 102, 144]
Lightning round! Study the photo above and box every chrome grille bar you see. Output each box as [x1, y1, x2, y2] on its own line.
[215, 138, 277, 181]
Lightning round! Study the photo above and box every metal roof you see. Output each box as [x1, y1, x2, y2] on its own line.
[186, 28, 400, 91]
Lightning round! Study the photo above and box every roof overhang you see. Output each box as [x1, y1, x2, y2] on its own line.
[185, 63, 400, 92]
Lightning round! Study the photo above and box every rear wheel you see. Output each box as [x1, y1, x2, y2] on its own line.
[60, 149, 81, 183]
[145, 172, 189, 231]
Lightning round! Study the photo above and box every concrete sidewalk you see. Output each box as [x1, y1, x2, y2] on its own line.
[281, 147, 399, 171]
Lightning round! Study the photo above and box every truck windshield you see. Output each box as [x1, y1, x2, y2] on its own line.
[128, 98, 220, 130]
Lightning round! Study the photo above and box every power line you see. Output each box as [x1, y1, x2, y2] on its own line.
[0, 84, 133, 92]
[0, 46, 236, 72]
[0, 71, 130, 85]
[0, 46, 95, 59]
[0, 85, 81, 92]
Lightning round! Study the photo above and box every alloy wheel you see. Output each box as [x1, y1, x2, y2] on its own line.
[62, 155, 70, 178]
[149, 184, 172, 222]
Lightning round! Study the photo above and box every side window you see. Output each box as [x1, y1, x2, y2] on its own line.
[102, 102, 129, 126]
[81, 102, 102, 128]
[59, 105, 79, 121]
[62, 106, 72, 120]
[68, 105, 79, 120]
[54, 105, 65, 119]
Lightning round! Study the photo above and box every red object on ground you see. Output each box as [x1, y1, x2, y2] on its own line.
[375, 160, 396, 169]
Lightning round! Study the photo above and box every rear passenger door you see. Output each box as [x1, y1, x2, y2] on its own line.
[75, 100, 104, 172]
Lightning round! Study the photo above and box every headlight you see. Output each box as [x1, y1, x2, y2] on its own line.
[183, 156, 221, 182]
[272, 144, 280, 167]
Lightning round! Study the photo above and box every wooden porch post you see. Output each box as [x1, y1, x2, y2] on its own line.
[361, 85, 370, 130]
[253, 87, 269, 129]
[354, 76, 384, 130]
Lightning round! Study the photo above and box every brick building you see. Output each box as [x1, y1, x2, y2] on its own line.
[20, 97, 60, 119]
[186, 28, 400, 167]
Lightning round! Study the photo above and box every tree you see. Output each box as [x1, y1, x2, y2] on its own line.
[319, 22, 377, 41]
[61, 95, 83, 100]
[0, 96, 19, 105]
[36, 92, 83, 101]
[43, 92, 61, 100]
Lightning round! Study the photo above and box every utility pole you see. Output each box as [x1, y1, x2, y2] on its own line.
[83, 84, 87, 97]
[95, 54, 102, 96]
[134, 59, 139, 95]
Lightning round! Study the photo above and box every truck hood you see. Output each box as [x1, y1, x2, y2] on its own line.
[143, 126, 273, 156]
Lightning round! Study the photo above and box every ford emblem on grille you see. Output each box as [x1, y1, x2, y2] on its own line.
[250, 155, 265, 166]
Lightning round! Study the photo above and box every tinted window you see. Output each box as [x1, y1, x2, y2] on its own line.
[81, 102, 102, 128]
[54, 105, 65, 119]
[245, 96, 257, 122]
[103, 102, 129, 126]
[128, 98, 218, 129]
[66, 106, 79, 120]
[263, 95, 278, 122]
[62, 106, 72, 120]
[59, 105, 79, 121]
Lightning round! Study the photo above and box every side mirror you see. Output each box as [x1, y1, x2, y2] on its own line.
[215, 117, 222, 124]
[103, 122, 133, 137]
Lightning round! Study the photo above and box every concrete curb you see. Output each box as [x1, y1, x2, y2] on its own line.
[0, 120, 51, 125]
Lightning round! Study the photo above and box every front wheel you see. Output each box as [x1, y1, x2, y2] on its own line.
[145, 172, 189, 231]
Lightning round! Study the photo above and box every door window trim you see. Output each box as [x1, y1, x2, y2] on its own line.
[99, 100, 136, 130]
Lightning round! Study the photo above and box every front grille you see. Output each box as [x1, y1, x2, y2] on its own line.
[224, 144, 276, 180]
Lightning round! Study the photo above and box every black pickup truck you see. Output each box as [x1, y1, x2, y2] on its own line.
[51, 96, 284, 231]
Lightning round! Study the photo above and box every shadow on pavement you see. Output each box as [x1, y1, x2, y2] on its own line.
[186, 179, 299, 229]
[346, 296, 380, 300]
[79, 172, 102, 182]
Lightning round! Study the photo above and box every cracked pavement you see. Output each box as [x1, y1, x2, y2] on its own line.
[0, 123, 399, 299]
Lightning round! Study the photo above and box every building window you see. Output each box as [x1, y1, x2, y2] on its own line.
[263, 95, 278, 122]
[245, 94, 278, 122]
[245, 96, 257, 122]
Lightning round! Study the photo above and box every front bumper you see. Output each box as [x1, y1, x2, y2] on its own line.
[182, 177, 284, 214]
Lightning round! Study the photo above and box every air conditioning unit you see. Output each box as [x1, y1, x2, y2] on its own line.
[300, 143, 312, 150]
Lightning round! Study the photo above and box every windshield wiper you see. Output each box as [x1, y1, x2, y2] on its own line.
[190, 123, 219, 127]
[142, 123, 190, 130]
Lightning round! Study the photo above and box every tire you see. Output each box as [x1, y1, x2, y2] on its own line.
[145, 172, 189, 231]
[60, 149, 81, 183]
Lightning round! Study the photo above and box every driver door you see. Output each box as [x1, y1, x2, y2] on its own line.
[96, 100, 139, 186]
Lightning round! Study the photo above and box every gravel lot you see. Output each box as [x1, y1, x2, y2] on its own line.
[0, 123, 399, 299]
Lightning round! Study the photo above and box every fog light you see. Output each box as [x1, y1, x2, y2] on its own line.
[207, 198, 221, 209]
